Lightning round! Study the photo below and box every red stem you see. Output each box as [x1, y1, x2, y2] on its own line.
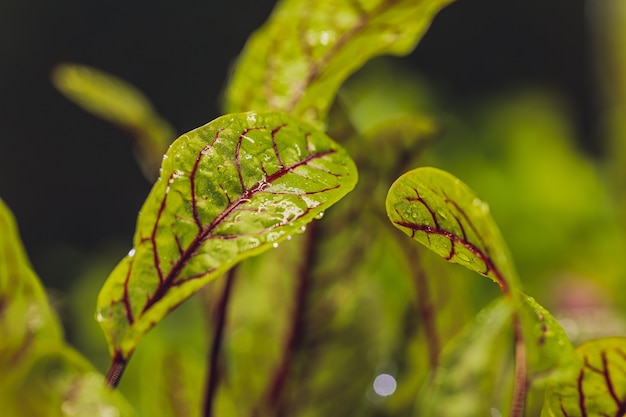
[203, 268, 237, 417]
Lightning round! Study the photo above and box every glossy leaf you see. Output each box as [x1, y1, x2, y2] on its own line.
[225, 0, 454, 125]
[52, 63, 175, 179]
[386, 166, 520, 294]
[542, 337, 626, 417]
[96, 111, 358, 365]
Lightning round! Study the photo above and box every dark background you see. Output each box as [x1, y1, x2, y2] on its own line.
[0, 0, 590, 289]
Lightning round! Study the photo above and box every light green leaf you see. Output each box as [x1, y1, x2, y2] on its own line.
[52, 63, 175, 180]
[225, 0, 454, 126]
[0, 196, 62, 373]
[542, 337, 626, 417]
[96, 111, 358, 372]
[385, 167, 520, 294]
[4, 346, 135, 417]
[520, 294, 576, 386]
[416, 297, 515, 416]
[0, 197, 135, 416]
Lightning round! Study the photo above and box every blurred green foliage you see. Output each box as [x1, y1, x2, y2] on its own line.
[3, 0, 626, 416]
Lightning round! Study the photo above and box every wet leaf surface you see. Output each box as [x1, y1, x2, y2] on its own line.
[96, 111, 357, 364]
[225, 0, 454, 125]
[386, 166, 520, 293]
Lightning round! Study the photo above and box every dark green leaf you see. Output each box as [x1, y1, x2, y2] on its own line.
[225, 0, 454, 126]
[96, 111, 358, 363]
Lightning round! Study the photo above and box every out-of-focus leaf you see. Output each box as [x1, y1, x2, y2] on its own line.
[0, 197, 62, 370]
[5, 346, 135, 417]
[96, 111, 358, 376]
[386, 166, 520, 295]
[225, 0, 454, 126]
[52, 63, 175, 180]
[542, 337, 626, 417]
[416, 297, 515, 416]
[0, 197, 135, 416]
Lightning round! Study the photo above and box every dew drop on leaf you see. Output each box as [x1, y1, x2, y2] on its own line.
[314, 211, 325, 219]
[127, 248, 136, 257]
[272, 242, 279, 248]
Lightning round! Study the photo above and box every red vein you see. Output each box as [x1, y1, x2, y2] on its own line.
[191, 129, 223, 229]
[140, 147, 337, 315]
[271, 124, 287, 168]
[122, 259, 135, 324]
[393, 221, 509, 294]
[151, 172, 176, 285]
[578, 367, 588, 417]
[277, 0, 401, 111]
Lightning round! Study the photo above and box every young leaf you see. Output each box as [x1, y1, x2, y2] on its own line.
[385, 167, 520, 294]
[96, 111, 358, 378]
[225, 0, 455, 125]
[52, 63, 175, 180]
[542, 337, 626, 417]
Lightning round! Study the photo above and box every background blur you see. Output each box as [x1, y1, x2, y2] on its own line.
[0, 0, 594, 292]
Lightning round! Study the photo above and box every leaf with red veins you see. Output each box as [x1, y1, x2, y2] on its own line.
[543, 337, 626, 417]
[96, 111, 358, 362]
[385, 167, 520, 293]
[225, 0, 455, 126]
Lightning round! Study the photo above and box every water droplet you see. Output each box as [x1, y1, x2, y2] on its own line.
[297, 225, 307, 234]
[272, 242, 279, 248]
[373, 374, 397, 397]
[96, 312, 104, 322]
[128, 248, 136, 258]
[287, 235, 292, 240]
[491, 408, 502, 417]
[162, 154, 168, 160]
[314, 211, 325, 220]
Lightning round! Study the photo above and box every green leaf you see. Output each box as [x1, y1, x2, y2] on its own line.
[224, 0, 454, 126]
[416, 297, 515, 416]
[96, 111, 358, 366]
[52, 63, 175, 180]
[4, 346, 136, 417]
[542, 337, 626, 417]
[0, 197, 62, 372]
[0, 197, 135, 416]
[385, 166, 520, 294]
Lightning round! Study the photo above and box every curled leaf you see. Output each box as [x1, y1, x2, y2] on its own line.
[542, 337, 626, 417]
[96, 111, 357, 370]
[385, 167, 520, 294]
[225, 0, 454, 125]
